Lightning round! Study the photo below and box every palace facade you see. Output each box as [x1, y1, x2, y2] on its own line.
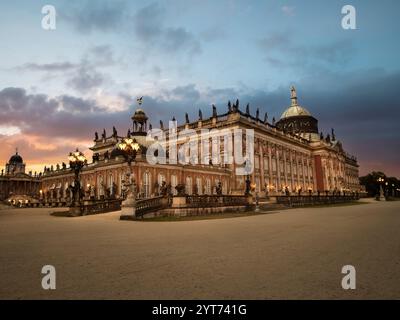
[35, 87, 360, 202]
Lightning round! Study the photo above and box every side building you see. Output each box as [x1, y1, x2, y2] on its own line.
[0, 151, 41, 203]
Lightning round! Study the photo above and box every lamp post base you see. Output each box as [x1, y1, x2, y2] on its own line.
[120, 205, 136, 220]
[122, 194, 136, 207]
[69, 206, 82, 217]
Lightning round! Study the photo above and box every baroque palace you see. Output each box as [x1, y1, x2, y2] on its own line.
[1, 87, 360, 203]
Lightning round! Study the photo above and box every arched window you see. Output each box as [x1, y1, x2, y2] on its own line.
[214, 178, 220, 195]
[109, 174, 114, 195]
[186, 176, 192, 195]
[158, 173, 166, 195]
[143, 171, 151, 198]
[171, 175, 177, 195]
[256, 177, 261, 192]
[64, 182, 68, 198]
[196, 177, 202, 195]
[98, 175, 104, 197]
[205, 178, 211, 195]
[223, 181, 228, 195]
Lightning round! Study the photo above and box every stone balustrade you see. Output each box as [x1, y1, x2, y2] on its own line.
[276, 194, 360, 207]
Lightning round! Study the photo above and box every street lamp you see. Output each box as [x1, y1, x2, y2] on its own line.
[68, 148, 87, 208]
[117, 137, 140, 208]
[377, 177, 386, 201]
[117, 137, 140, 165]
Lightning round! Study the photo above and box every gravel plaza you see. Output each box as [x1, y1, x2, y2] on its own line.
[0, 199, 399, 300]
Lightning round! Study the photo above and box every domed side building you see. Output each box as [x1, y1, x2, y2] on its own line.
[0, 151, 41, 203]
[39, 87, 361, 203]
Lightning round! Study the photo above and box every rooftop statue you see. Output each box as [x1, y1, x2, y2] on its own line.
[227, 101, 232, 113]
[212, 104, 217, 117]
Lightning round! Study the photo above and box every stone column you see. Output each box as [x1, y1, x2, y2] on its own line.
[276, 145, 281, 193]
[290, 151, 294, 191]
[282, 148, 288, 189]
[259, 143, 265, 195]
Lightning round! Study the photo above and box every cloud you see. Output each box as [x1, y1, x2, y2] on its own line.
[200, 26, 226, 42]
[16, 62, 78, 72]
[133, 3, 202, 57]
[170, 84, 201, 101]
[63, 1, 128, 33]
[14, 46, 116, 93]
[258, 33, 355, 70]
[66, 65, 106, 93]
[87, 45, 116, 66]
[281, 6, 296, 17]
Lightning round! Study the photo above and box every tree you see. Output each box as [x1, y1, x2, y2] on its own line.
[359, 171, 399, 197]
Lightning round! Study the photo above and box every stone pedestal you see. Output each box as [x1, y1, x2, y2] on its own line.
[120, 205, 136, 220]
[172, 196, 187, 208]
[122, 193, 135, 207]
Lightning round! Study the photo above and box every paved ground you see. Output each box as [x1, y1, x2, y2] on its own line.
[0, 200, 399, 299]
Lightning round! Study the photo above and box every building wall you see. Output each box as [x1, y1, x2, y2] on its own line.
[39, 111, 361, 198]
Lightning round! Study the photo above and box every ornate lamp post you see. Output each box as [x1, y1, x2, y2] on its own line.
[117, 137, 140, 208]
[68, 149, 87, 213]
[377, 177, 386, 201]
[245, 175, 251, 196]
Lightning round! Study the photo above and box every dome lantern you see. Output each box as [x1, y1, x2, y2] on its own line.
[131, 108, 148, 134]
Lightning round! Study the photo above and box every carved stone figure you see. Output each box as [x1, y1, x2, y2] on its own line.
[216, 182, 223, 195]
[212, 104, 217, 117]
[160, 181, 168, 196]
[227, 101, 232, 113]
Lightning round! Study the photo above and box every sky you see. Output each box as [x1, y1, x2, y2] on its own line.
[0, 0, 399, 177]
